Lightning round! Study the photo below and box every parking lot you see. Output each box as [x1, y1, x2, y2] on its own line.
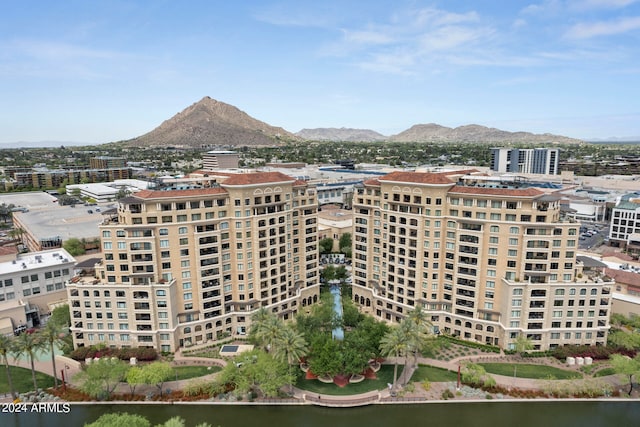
[578, 222, 608, 250]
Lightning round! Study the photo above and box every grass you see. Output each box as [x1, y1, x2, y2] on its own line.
[478, 363, 582, 380]
[0, 366, 55, 394]
[411, 365, 458, 382]
[294, 365, 396, 395]
[172, 365, 221, 381]
[593, 367, 616, 377]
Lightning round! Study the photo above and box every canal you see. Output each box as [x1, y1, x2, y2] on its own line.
[7, 401, 640, 427]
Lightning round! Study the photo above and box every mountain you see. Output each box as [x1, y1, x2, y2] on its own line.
[296, 128, 387, 142]
[123, 96, 298, 148]
[388, 123, 583, 144]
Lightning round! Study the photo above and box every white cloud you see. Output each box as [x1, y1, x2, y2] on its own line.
[569, 0, 639, 10]
[565, 16, 640, 38]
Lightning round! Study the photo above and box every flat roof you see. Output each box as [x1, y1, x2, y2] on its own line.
[0, 249, 75, 275]
[14, 203, 104, 242]
[0, 192, 58, 210]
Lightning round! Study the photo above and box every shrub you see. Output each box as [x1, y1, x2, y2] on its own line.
[421, 379, 431, 392]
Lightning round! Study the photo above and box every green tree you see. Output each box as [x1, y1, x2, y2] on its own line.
[0, 203, 14, 223]
[39, 320, 67, 388]
[610, 353, 640, 396]
[84, 412, 151, 427]
[0, 334, 16, 398]
[50, 304, 71, 328]
[607, 330, 640, 350]
[142, 361, 174, 397]
[308, 336, 342, 378]
[318, 237, 334, 255]
[217, 349, 291, 398]
[404, 304, 434, 367]
[321, 265, 336, 283]
[379, 326, 407, 391]
[515, 334, 534, 355]
[63, 237, 86, 256]
[75, 357, 130, 399]
[461, 362, 496, 388]
[339, 232, 352, 257]
[12, 331, 44, 391]
[273, 326, 307, 393]
[250, 311, 284, 353]
[125, 366, 146, 396]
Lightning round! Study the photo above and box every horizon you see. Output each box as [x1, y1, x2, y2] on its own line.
[1, 1, 640, 144]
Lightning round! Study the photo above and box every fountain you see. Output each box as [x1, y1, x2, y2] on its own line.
[329, 281, 344, 340]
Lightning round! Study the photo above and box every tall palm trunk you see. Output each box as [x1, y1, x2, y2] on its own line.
[392, 354, 398, 391]
[29, 352, 38, 391]
[3, 358, 16, 398]
[49, 342, 58, 388]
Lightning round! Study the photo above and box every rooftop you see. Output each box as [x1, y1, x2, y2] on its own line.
[0, 248, 75, 276]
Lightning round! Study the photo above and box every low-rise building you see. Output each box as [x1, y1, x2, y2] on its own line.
[0, 249, 75, 331]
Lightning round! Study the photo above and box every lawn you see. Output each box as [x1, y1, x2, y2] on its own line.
[0, 366, 55, 394]
[172, 365, 221, 381]
[593, 367, 616, 377]
[478, 363, 582, 380]
[295, 365, 396, 395]
[411, 365, 458, 382]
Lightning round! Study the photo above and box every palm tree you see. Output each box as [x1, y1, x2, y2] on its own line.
[0, 334, 16, 398]
[13, 332, 44, 391]
[250, 309, 284, 353]
[39, 320, 67, 388]
[379, 326, 407, 392]
[405, 304, 433, 367]
[273, 326, 308, 393]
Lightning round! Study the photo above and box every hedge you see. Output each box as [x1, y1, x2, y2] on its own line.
[70, 345, 157, 362]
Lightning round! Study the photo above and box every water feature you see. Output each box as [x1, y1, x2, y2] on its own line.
[330, 283, 344, 340]
[7, 401, 640, 427]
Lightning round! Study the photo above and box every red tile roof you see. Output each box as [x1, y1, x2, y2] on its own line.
[221, 172, 295, 186]
[448, 185, 544, 197]
[378, 171, 456, 185]
[605, 268, 640, 287]
[293, 179, 308, 187]
[133, 187, 227, 199]
[364, 179, 381, 186]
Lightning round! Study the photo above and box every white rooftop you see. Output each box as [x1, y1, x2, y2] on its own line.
[0, 249, 76, 276]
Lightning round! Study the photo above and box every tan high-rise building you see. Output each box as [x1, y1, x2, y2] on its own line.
[351, 171, 612, 351]
[67, 171, 320, 352]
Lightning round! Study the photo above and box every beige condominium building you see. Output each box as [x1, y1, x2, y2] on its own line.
[67, 172, 320, 352]
[351, 171, 612, 351]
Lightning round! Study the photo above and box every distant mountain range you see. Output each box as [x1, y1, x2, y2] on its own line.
[119, 97, 583, 147]
[296, 128, 387, 142]
[2, 97, 599, 149]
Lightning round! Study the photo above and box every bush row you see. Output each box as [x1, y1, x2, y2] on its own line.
[70, 345, 157, 362]
[439, 335, 501, 353]
[551, 345, 636, 361]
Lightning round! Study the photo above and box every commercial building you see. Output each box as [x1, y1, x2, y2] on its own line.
[0, 249, 75, 334]
[202, 151, 240, 169]
[491, 148, 559, 175]
[351, 171, 611, 351]
[609, 192, 640, 256]
[10, 167, 131, 190]
[66, 171, 320, 352]
[89, 157, 126, 169]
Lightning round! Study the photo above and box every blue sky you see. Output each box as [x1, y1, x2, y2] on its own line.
[1, 0, 640, 144]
